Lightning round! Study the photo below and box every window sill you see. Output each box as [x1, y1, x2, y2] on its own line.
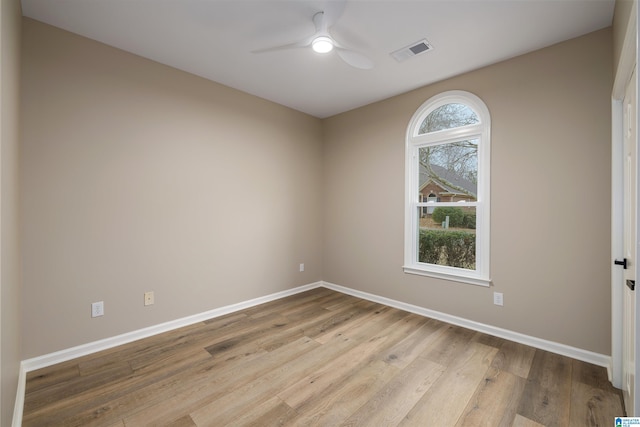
[403, 266, 492, 287]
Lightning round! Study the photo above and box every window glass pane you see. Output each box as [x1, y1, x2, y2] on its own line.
[418, 206, 476, 270]
[418, 140, 478, 203]
[419, 103, 479, 134]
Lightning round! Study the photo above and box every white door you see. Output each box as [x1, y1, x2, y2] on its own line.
[622, 66, 638, 415]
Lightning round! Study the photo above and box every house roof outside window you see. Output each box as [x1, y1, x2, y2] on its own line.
[419, 163, 477, 199]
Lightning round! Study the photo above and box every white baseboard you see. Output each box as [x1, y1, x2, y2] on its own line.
[20, 281, 322, 373]
[320, 281, 611, 370]
[12, 281, 322, 427]
[13, 279, 613, 426]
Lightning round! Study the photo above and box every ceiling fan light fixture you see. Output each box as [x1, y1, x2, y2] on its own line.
[312, 36, 334, 53]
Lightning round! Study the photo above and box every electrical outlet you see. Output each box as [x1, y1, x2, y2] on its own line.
[299, 263, 305, 272]
[91, 301, 104, 317]
[493, 292, 504, 306]
[144, 291, 154, 306]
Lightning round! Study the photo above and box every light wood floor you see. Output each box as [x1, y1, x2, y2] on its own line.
[23, 287, 624, 426]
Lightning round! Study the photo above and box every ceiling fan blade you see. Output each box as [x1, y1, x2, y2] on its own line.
[313, 11, 327, 34]
[251, 39, 310, 54]
[336, 48, 374, 70]
[323, 0, 347, 28]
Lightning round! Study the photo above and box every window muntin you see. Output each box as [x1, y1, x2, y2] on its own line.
[405, 91, 490, 286]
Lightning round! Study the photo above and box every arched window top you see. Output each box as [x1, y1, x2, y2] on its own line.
[419, 103, 479, 134]
[409, 90, 490, 139]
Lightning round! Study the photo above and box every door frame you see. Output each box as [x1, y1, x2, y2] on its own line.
[613, 0, 638, 393]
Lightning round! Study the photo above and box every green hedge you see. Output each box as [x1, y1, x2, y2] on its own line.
[462, 212, 476, 229]
[419, 229, 475, 269]
[431, 207, 476, 229]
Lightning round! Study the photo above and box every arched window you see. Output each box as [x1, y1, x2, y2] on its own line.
[404, 91, 491, 286]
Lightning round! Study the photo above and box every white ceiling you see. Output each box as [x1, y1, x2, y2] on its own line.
[21, 0, 615, 119]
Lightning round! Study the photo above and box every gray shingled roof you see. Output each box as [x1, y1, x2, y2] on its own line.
[419, 163, 477, 198]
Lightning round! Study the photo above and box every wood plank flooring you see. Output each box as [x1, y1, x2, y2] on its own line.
[22, 287, 625, 426]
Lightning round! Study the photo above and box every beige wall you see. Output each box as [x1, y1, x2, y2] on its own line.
[323, 29, 613, 355]
[1, 0, 22, 423]
[20, 19, 323, 358]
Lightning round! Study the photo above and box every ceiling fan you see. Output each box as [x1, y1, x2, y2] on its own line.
[252, 1, 374, 70]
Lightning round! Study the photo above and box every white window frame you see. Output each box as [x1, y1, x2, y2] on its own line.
[404, 90, 491, 287]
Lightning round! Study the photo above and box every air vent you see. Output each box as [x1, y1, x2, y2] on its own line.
[390, 39, 434, 62]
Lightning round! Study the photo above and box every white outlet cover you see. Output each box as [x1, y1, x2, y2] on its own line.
[144, 291, 154, 306]
[91, 301, 104, 317]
